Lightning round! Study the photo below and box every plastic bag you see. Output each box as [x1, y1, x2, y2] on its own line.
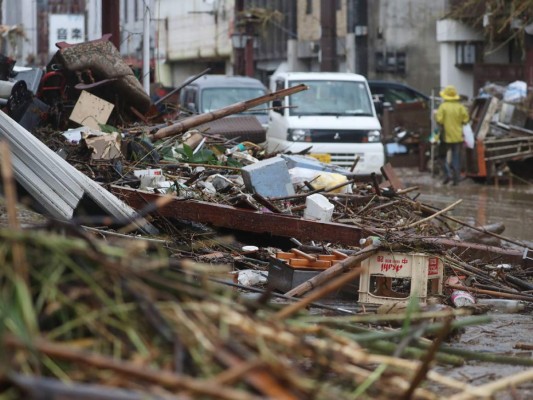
[463, 123, 474, 149]
[503, 80, 527, 103]
[288, 167, 352, 193]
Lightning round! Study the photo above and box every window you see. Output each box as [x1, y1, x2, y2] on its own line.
[456, 42, 479, 67]
[124, 0, 128, 23]
[375, 50, 406, 73]
[134, 0, 139, 21]
[183, 89, 197, 111]
[336, 0, 342, 11]
[201, 87, 267, 114]
[288, 80, 373, 116]
[306, 0, 312, 14]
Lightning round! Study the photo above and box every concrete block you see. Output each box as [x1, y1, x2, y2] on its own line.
[242, 156, 295, 197]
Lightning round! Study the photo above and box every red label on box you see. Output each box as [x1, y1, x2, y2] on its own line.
[428, 258, 439, 275]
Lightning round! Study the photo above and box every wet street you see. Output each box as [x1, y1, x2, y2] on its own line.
[397, 168, 533, 243]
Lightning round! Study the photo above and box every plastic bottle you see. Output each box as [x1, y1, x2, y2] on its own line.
[476, 299, 525, 313]
[225, 143, 247, 155]
[450, 290, 476, 308]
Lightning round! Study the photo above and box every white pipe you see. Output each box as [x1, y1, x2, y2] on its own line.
[143, 1, 151, 94]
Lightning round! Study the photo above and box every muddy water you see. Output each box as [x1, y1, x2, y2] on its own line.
[398, 168, 533, 243]
[393, 169, 533, 399]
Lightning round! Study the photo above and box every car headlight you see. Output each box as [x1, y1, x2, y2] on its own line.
[367, 130, 381, 143]
[287, 128, 311, 142]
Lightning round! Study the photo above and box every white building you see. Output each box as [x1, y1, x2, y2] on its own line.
[1, 0, 38, 65]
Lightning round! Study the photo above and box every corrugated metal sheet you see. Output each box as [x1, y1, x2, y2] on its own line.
[0, 111, 158, 234]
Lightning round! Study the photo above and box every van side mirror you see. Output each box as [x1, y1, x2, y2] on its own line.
[272, 99, 283, 114]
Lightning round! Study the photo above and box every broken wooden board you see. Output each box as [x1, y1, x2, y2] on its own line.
[111, 185, 365, 246]
[471, 96, 499, 141]
[69, 90, 114, 130]
[380, 163, 403, 191]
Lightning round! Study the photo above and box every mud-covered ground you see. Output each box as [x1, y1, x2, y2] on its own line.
[434, 312, 533, 399]
[392, 167, 533, 399]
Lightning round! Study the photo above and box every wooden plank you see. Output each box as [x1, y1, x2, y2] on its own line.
[476, 96, 499, 141]
[111, 186, 364, 246]
[380, 162, 403, 191]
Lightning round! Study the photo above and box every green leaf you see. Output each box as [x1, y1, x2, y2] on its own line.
[98, 123, 118, 133]
[182, 143, 194, 159]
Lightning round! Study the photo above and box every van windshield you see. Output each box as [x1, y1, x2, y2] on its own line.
[288, 80, 373, 117]
[201, 87, 267, 114]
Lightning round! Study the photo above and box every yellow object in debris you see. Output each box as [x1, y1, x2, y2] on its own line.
[313, 172, 349, 193]
[309, 153, 332, 164]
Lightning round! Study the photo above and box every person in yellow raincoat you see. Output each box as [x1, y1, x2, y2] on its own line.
[436, 85, 469, 185]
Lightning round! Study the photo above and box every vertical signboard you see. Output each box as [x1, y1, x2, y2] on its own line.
[49, 14, 85, 53]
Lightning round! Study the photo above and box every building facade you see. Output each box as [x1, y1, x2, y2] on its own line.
[0, 0, 528, 101]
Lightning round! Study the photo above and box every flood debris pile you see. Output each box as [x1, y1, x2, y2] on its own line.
[465, 80, 533, 181]
[0, 36, 532, 399]
[2, 221, 533, 400]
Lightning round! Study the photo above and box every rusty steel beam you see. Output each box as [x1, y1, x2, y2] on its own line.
[111, 186, 364, 245]
[110, 186, 532, 268]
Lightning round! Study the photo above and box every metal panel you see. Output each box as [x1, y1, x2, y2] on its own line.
[11, 156, 74, 219]
[0, 112, 84, 209]
[0, 111, 158, 234]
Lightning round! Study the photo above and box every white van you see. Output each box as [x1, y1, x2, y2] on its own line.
[266, 72, 385, 176]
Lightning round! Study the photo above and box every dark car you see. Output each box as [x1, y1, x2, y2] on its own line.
[179, 74, 269, 143]
[368, 80, 430, 116]
[368, 81, 432, 163]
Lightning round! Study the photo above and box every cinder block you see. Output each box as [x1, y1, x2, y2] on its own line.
[242, 156, 295, 197]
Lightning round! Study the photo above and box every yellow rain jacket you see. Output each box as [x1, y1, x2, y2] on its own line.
[435, 100, 469, 144]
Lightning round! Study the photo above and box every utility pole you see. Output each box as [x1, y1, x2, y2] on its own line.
[244, 15, 255, 77]
[320, 0, 337, 71]
[101, 0, 120, 49]
[355, 0, 368, 76]
[233, 0, 256, 77]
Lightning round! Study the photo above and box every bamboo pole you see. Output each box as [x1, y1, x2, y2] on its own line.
[150, 84, 308, 141]
[400, 317, 453, 400]
[4, 336, 259, 400]
[0, 141, 28, 283]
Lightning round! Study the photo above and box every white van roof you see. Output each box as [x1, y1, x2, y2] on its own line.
[272, 72, 368, 82]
